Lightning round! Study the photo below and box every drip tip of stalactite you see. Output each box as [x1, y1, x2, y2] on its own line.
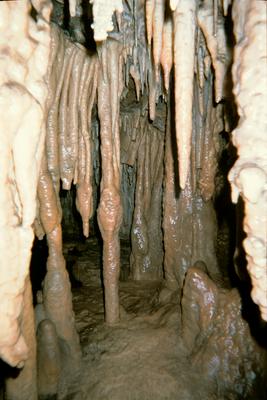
[178, 155, 189, 190]
[170, 0, 180, 11]
[179, 174, 186, 190]
[83, 222, 89, 238]
[16, 360, 25, 369]
[69, 0, 77, 18]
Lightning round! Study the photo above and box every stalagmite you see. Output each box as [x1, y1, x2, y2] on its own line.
[0, 0, 51, 368]
[37, 154, 82, 393]
[229, 0, 267, 321]
[173, 0, 197, 190]
[131, 117, 164, 280]
[97, 40, 123, 324]
[37, 319, 61, 398]
[5, 277, 38, 400]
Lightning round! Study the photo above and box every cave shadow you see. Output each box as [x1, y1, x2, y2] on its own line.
[80, 0, 97, 53]
[0, 359, 22, 396]
[60, 183, 104, 290]
[30, 237, 48, 305]
[168, 73, 181, 200]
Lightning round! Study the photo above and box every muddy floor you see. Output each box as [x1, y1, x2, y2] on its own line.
[63, 238, 224, 400]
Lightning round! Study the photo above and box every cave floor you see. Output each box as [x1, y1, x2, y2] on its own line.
[64, 238, 217, 400]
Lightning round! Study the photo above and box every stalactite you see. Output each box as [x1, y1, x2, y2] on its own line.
[45, 24, 99, 238]
[90, 0, 123, 41]
[152, 0, 165, 81]
[68, 49, 85, 186]
[76, 57, 98, 237]
[97, 39, 123, 324]
[58, 45, 77, 189]
[198, 0, 230, 103]
[222, 0, 231, 16]
[46, 24, 65, 196]
[160, 17, 173, 92]
[0, 0, 51, 368]
[69, 0, 77, 17]
[199, 80, 223, 201]
[170, 0, 179, 11]
[146, 0, 155, 45]
[173, 0, 197, 190]
[229, 0, 267, 321]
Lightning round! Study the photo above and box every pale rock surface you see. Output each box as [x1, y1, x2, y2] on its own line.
[0, 0, 51, 367]
[229, 0, 267, 320]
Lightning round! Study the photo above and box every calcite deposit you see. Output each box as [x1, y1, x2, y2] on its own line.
[0, 1, 266, 399]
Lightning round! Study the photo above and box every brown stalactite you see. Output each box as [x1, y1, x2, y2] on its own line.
[68, 49, 85, 186]
[198, 0, 230, 103]
[97, 40, 123, 324]
[199, 79, 223, 201]
[76, 56, 98, 237]
[58, 45, 77, 190]
[46, 25, 66, 196]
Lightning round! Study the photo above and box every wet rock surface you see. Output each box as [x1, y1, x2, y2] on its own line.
[61, 239, 267, 400]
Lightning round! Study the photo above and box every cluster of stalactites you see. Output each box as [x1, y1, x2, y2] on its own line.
[87, 0, 230, 189]
[86, 0, 230, 189]
[146, 0, 230, 189]
[229, 0, 267, 321]
[36, 24, 98, 239]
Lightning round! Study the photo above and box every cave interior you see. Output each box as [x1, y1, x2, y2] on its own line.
[0, 1, 267, 400]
